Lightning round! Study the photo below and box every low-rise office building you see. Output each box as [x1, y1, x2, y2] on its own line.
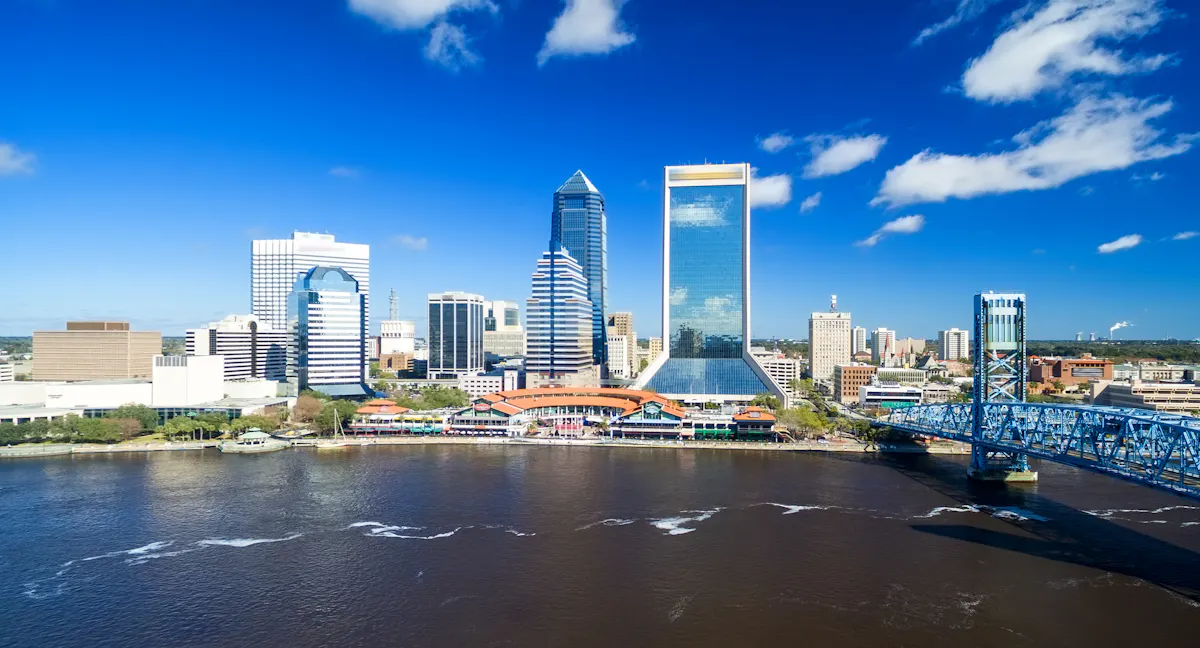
[33, 321, 162, 381]
[458, 369, 521, 398]
[834, 364, 877, 404]
[859, 383, 923, 409]
[1091, 380, 1200, 415]
[186, 314, 287, 382]
[877, 367, 928, 386]
[921, 383, 957, 403]
[1029, 355, 1113, 388]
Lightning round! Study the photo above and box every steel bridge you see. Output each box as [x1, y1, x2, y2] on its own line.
[881, 402, 1200, 498]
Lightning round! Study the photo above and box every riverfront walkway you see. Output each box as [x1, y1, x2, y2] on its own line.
[1, 436, 970, 458]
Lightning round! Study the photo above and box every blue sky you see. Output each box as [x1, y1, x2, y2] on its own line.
[2, 0, 1197, 340]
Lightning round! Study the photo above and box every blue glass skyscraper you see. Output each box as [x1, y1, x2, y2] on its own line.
[636, 163, 786, 405]
[550, 170, 607, 371]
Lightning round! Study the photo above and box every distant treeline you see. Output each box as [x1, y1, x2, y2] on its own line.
[1028, 341, 1200, 364]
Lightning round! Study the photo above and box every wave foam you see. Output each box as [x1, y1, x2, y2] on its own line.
[375, 527, 464, 540]
[988, 507, 1048, 522]
[126, 549, 197, 565]
[196, 533, 302, 548]
[761, 503, 831, 515]
[575, 518, 637, 531]
[650, 509, 721, 536]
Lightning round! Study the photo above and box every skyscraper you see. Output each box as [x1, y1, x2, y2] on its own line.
[550, 171, 607, 369]
[808, 296, 851, 382]
[526, 249, 596, 387]
[252, 232, 370, 334]
[636, 163, 785, 405]
[287, 267, 368, 397]
[938, 328, 970, 361]
[852, 326, 867, 355]
[427, 292, 485, 379]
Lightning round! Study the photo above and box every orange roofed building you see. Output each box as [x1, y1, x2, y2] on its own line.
[447, 387, 781, 441]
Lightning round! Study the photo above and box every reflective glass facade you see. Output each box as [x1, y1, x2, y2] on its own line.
[642, 165, 772, 398]
[666, 185, 745, 358]
[427, 292, 484, 377]
[550, 171, 607, 368]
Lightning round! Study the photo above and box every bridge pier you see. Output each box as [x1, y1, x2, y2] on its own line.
[967, 445, 1038, 484]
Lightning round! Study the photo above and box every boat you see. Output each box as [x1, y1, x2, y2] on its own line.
[218, 429, 289, 454]
[309, 416, 353, 450]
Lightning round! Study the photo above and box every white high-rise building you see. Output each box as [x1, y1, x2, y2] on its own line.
[852, 326, 867, 355]
[186, 314, 288, 381]
[483, 300, 526, 358]
[427, 292, 485, 379]
[872, 328, 897, 366]
[938, 328, 970, 361]
[252, 232, 370, 334]
[287, 267, 369, 397]
[808, 295, 851, 382]
[607, 333, 631, 380]
[607, 312, 636, 378]
[526, 249, 596, 388]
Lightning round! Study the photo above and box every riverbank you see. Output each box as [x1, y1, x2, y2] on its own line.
[0, 436, 970, 458]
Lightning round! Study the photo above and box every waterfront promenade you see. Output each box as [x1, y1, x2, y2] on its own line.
[0, 435, 971, 458]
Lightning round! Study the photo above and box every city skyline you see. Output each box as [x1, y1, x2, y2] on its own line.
[3, 1, 1199, 340]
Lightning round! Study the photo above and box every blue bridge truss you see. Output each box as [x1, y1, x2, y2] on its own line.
[882, 403, 1200, 498]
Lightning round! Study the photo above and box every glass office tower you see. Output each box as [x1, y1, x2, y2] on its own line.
[550, 171, 607, 370]
[638, 164, 783, 403]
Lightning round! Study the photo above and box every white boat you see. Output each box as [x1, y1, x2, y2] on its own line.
[219, 430, 289, 454]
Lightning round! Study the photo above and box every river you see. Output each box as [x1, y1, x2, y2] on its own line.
[3, 445, 1199, 646]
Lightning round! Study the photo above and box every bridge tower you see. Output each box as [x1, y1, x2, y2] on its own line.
[969, 292, 1037, 483]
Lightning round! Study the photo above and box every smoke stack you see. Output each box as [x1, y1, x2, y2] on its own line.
[1109, 321, 1131, 339]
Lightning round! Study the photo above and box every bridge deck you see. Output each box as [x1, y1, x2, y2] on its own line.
[879, 403, 1200, 498]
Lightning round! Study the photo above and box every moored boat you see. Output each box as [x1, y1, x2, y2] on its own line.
[219, 430, 289, 454]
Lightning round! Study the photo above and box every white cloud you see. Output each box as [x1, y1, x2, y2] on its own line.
[914, 0, 1003, 46]
[0, 142, 35, 175]
[758, 132, 795, 154]
[347, 0, 495, 30]
[329, 166, 360, 178]
[424, 20, 480, 71]
[394, 234, 429, 251]
[1131, 171, 1165, 181]
[749, 168, 792, 208]
[962, 0, 1171, 103]
[799, 192, 822, 213]
[348, 1, 494, 70]
[669, 287, 688, 306]
[1097, 233, 1142, 253]
[856, 214, 925, 247]
[803, 134, 887, 178]
[537, 0, 635, 66]
[873, 95, 1194, 207]
[1172, 231, 1198, 241]
[1078, 185, 1095, 195]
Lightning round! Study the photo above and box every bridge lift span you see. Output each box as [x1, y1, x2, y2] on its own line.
[874, 291, 1200, 499]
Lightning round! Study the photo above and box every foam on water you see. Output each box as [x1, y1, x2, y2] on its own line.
[126, 549, 198, 565]
[196, 533, 302, 548]
[375, 527, 465, 540]
[760, 503, 832, 515]
[576, 518, 637, 531]
[912, 505, 981, 519]
[650, 509, 721, 536]
[988, 507, 1049, 522]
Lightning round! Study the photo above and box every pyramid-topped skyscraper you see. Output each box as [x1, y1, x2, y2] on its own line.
[550, 170, 608, 373]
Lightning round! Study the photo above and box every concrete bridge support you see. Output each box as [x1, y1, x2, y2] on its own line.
[967, 445, 1037, 483]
